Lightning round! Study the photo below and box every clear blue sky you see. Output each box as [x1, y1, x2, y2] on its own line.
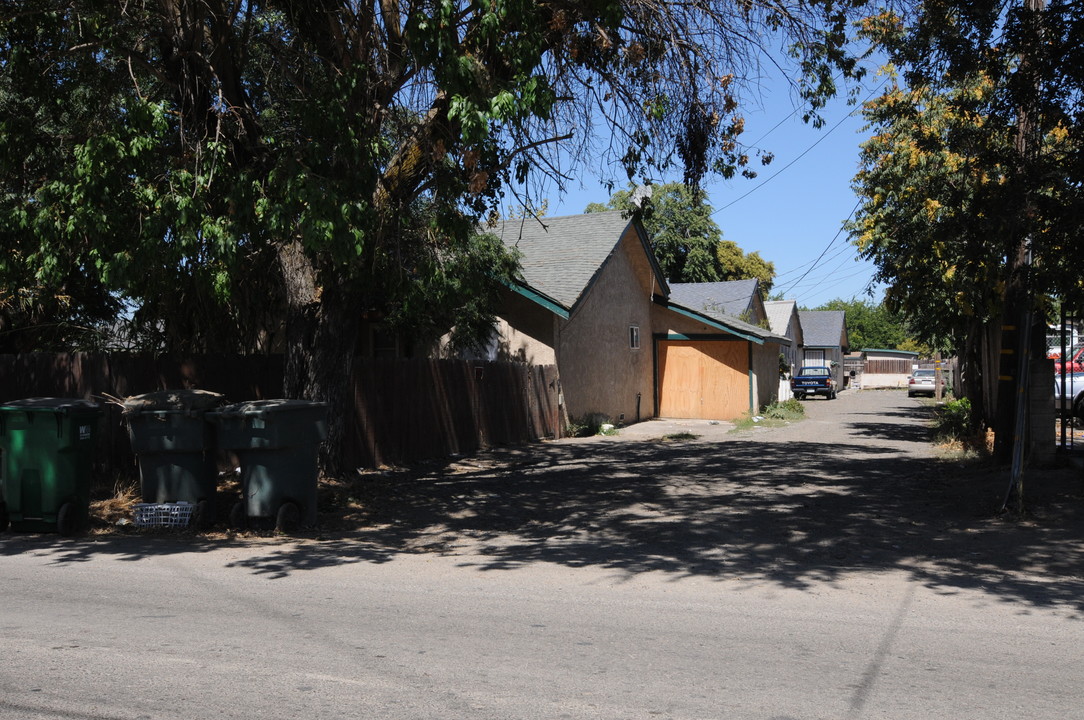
[544, 73, 889, 310]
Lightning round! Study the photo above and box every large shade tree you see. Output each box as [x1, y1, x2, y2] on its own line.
[586, 183, 726, 283]
[813, 298, 911, 352]
[852, 3, 1084, 445]
[586, 183, 776, 290]
[849, 71, 1014, 428]
[1, 0, 873, 473]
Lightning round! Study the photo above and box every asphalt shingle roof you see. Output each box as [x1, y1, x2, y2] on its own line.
[665, 298, 788, 344]
[492, 211, 635, 310]
[799, 310, 847, 348]
[667, 280, 759, 321]
[763, 300, 797, 336]
[490, 212, 787, 345]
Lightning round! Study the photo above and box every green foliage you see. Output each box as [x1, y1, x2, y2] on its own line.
[896, 337, 934, 358]
[585, 182, 775, 290]
[1, 1, 870, 360]
[779, 352, 792, 377]
[853, 5, 1084, 432]
[587, 183, 723, 282]
[0, 0, 875, 471]
[848, 73, 1012, 352]
[814, 298, 914, 351]
[567, 412, 613, 438]
[731, 398, 805, 431]
[716, 241, 776, 298]
[0, 284, 121, 353]
[763, 398, 805, 419]
[932, 397, 972, 443]
[662, 432, 699, 441]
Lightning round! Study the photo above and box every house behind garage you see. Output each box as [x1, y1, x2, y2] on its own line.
[486, 211, 789, 424]
[797, 309, 849, 388]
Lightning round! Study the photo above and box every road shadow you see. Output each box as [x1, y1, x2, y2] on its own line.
[4, 393, 1083, 611]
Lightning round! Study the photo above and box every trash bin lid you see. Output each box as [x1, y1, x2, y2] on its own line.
[212, 399, 329, 418]
[122, 389, 226, 415]
[0, 397, 100, 413]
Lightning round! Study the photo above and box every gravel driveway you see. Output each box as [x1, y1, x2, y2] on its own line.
[311, 388, 1084, 612]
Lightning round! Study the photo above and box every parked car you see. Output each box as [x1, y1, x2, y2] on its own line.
[1055, 373, 1084, 420]
[1054, 345, 1084, 374]
[907, 369, 943, 397]
[790, 365, 836, 400]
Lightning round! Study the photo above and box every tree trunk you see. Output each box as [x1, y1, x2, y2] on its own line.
[979, 317, 1001, 431]
[278, 240, 359, 477]
[994, 0, 1046, 464]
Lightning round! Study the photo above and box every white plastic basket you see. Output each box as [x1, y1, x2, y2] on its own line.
[133, 502, 194, 528]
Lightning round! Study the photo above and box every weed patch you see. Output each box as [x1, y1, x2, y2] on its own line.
[661, 432, 699, 441]
[930, 398, 993, 459]
[567, 411, 616, 437]
[730, 399, 805, 432]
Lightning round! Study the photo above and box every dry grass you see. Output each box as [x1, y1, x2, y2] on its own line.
[934, 427, 995, 459]
[89, 477, 141, 532]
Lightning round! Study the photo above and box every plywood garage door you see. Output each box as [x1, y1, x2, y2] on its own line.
[658, 340, 749, 420]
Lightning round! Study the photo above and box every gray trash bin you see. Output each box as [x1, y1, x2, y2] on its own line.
[208, 400, 328, 531]
[123, 390, 225, 528]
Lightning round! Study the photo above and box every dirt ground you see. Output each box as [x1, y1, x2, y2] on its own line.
[256, 389, 1078, 604]
[72, 388, 1084, 610]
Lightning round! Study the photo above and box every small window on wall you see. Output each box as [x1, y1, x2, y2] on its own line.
[629, 325, 640, 349]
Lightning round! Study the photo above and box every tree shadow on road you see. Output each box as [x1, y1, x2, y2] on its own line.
[4, 396, 1083, 612]
[327, 438, 1084, 611]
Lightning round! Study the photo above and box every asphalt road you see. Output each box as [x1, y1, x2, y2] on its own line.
[2, 389, 1083, 720]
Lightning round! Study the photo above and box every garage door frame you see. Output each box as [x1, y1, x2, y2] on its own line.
[653, 333, 753, 420]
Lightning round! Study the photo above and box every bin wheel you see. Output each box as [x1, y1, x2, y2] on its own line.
[276, 501, 301, 533]
[194, 500, 212, 530]
[229, 502, 246, 530]
[0, 503, 9, 533]
[56, 502, 77, 537]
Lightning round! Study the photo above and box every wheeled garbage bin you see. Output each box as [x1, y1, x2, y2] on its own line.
[209, 400, 328, 531]
[0, 398, 102, 535]
[122, 390, 225, 528]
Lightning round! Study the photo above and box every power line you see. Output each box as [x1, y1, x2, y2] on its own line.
[773, 226, 858, 280]
[713, 77, 890, 215]
[790, 265, 870, 298]
[773, 198, 862, 298]
[792, 273, 879, 311]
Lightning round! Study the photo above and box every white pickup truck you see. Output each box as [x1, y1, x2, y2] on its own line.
[1055, 373, 1084, 419]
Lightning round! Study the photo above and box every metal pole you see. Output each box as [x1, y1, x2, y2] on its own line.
[1060, 304, 1067, 450]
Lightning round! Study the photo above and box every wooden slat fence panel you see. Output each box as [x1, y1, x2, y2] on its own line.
[345, 359, 560, 469]
[0, 354, 560, 475]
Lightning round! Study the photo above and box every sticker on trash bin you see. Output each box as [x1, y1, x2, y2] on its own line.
[79, 425, 92, 441]
[251, 417, 265, 429]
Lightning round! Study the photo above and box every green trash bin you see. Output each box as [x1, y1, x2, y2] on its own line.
[209, 400, 328, 531]
[0, 398, 102, 535]
[122, 390, 225, 528]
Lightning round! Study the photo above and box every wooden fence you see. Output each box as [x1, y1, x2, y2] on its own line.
[347, 359, 561, 468]
[0, 354, 561, 476]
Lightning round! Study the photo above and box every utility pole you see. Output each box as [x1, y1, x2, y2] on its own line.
[998, 0, 1046, 512]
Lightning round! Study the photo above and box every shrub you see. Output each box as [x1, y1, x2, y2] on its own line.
[933, 397, 971, 442]
[762, 398, 805, 420]
[730, 398, 805, 432]
[567, 411, 613, 437]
